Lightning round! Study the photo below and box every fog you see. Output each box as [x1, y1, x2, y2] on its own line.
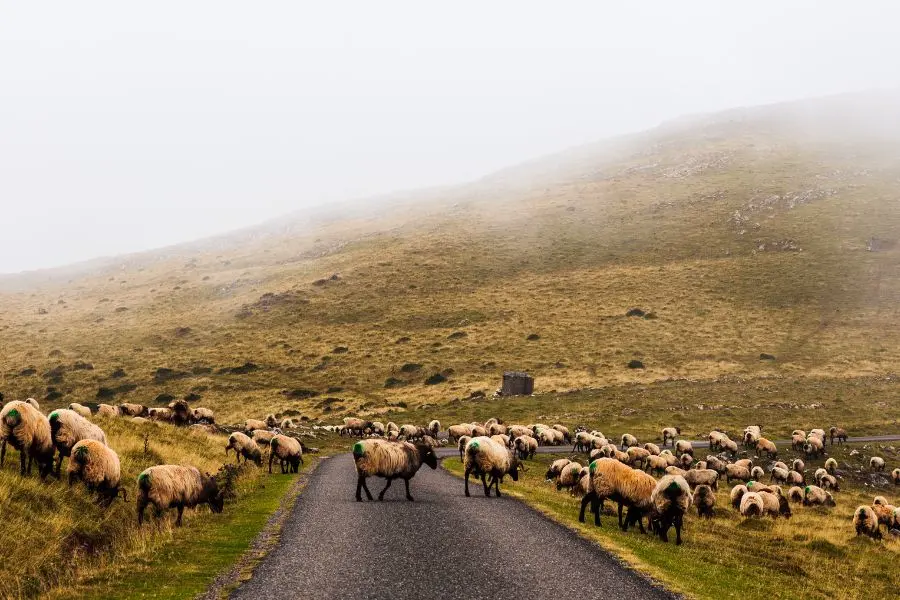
[2, 1, 899, 273]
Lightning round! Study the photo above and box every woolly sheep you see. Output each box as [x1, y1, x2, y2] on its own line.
[620, 433, 638, 449]
[704, 455, 727, 474]
[694, 484, 715, 518]
[771, 467, 790, 485]
[556, 461, 584, 492]
[645, 455, 669, 476]
[269, 434, 303, 474]
[754, 437, 777, 459]
[758, 490, 791, 518]
[678, 453, 693, 470]
[802, 485, 835, 507]
[353, 438, 438, 501]
[463, 436, 521, 498]
[809, 428, 826, 440]
[787, 486, 804, 503]
[97, 404, 121, 418]
[137, 465, 224, 525]
[733, 458, 753, 470]
[68, 403, 92, 418]
[708, 431, 728, 450]
[399, 424, 422, 441]
[573, 467, 591, 498]
[674, 440, 694, 456]
[804, 437, 825, 458]
[792, 458, 805, 473]
[791, 433, 805, 451]
[447, 424, 475, 441]
[745, 480, 778, 494]
[148, 407, 172, 422]
[872, 496, 897, 530]
[643, 442, 661, 456]
[824, 457, 837, 474]
[428, 420, 441, 438]
[369, 422, 385, 436]
[551, 424, 570, 442]
[665, 466, 687, 477]
[507, 425, 531, 439]
[829, 426, 847, 445]
[67, 439, 123, 505]
[265, 414, 278, 427]
[342, 417, 373, 437]
[739, 491, 765, 517]
[742, 426, 761, 447]
[545, 458, 571, 481]
[784, 470, 804, 485]
[538, 428, 564, 446]
[48, 409, 107, 477]
[892, 468, 900, 485]
[226, 432, 262, 466]
[573, 431, 595, 452]
[386, 422, 399, 434]
[818, 473, 839, 491]
[490, 434, 511, 449]
[750, 466, 765, 481]
[683, 468, 719, 490]
[721, 439, 738, 455]
[650, 475, 692, 544]
[488, 423, 507, 437]
[579, 458, 656, 531]
[870, 457, 885, 471]
[513, 435, 537, 461]
[1, 400, 54, 477]
[853, 505, 882, 540]
[626, 447, 651, 469]
[814, 468, 828, 485]
[725, 464, 751, 484]
[772, 461, 788, 471]
[119, 403, 148, 417]
[471, 425, 489, 438]
[659, 450, 678, 467]
[193, 408, 215, 424]
[457, 435, 472, 460]
[245, 418, 267, 433]
[661, 427, 680, 447]
[251, 429, 275, 448]
[167, 400, 192, 426]
[730, 484, 747, 509]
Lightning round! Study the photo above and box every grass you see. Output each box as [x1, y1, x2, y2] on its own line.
[443, 445, 900, 600]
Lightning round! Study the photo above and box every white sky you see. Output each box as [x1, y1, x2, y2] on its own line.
[1, 1, 899, 273]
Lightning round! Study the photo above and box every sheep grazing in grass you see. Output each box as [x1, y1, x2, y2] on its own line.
[97, 404, 121, 418]
[538, 428, 563, 446]
[399, 424, 422, 441]
[872, 496, 897, 530]
[683, 468, 719, 491]
[620, 433, 638, 450]
[803, 436, 825, 458]
[447, 424, 475, 441]
[463, 436, 521, 498]
[645, 455, 669, 476]
[488, 423, 507, 437]
[626, 447, 651, 469]
[892, 468, 900, 485]
[48, 409, 107, 476]
[148, 407, 172, 422]
[771, 467, 791, 485]
[745, 481, 779, 494]
[1, 400, 54, 477]
[733, 458, 753, 470]
[507, 425, 531, 439]
[758, 490, 791, 518]
[643, 442, 661, 456]
[725, 464, 751, 484]
[428, 420, 441, 438]
[167, 400, 192, 426]
[513, 435, 537, 461]
[385, 422, 399, 434]
[119, 403, 148, 417]
[573, 431, 596, 453]
[739, 491, 765, 517]
[750, 466, 765, 481]
[269, 435, 303, 474]
[792, 458, 805, 473]
[674, 440, 694, 457]
[820, 474, 839, 491]
[67, 439, 124, 505]
[708, 431, 729, 451]
[245, 418, 267, 433]
[824, 457, 837, 475]
[279, 418, 296, 431]
[721, 438, 738, 455]
[137, 465, 224, 526]
[693, 484, 716, 518]
[545, 458, 571, 481]
[557, 461, 584, 493]
[785, 470, 804, 485]
[579, 458, 656, 531]
[68, 403, 92, 418]
[802, 485, 835, 507]
[471, 425, 489, 438]
[342, 417, 373, 437]
[226, 432, 262, 466]
[809, 428, 826, 440]
[265, 414, 278, 427]
[829, 426, 847, 445]
[704, 455, 727, 474]
[870, 457, 885, 472]
[251, 429, 275, 449]
[551, 424, 571, 443]
[853, 505, 882, 540]
[659, 450, 678, 467]
[353, 438, 438, 502]
[649, 475, 692, 545]
[730, 484, 748, 509]
[678, 453, 693, 470]
[368, 421, 385, 436]
[665, 466, 687, 477]
[772, 461, 788, 471]
[661, 427, 680, 447]
[791, 432, 806, 451]
[573, 467, 591, 498]
[193, 408, 215, 424]
[754, 437, 777, 459]
[788, 486, 804, 503]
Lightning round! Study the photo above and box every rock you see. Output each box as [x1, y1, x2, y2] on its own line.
[424, 373, 447, 385]
[759, 353, 776, 360]
[332, 346, 349, 354]
[400, 363, 422, 373]
[526, 333, 541, 341]
[111, 368, 127, 378]
[447, 331, 467, 340]
[626, 308, 646, 317]
[384, 377, 405, 388]
[627, 360, 645, 369]
[395, 336, 411, 344]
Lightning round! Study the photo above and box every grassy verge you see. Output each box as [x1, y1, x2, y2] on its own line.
[443, 449, 900, 600]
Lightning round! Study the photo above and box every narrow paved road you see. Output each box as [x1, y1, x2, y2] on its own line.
[232, 454, 674, 600]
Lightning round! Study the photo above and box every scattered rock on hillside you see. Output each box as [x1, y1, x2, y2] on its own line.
[19, 367, 37, 377]
[111, 368, 127, 378]
[526, 333, 541, 341]
[155, 393, 175, 404]
[44, 387, 63, 402]
[184, 392, 202, 402]
[627, 360, 645, 369]
[626, 308, 646, 317]
[384, 377, 406, 388]
[400, 363, 422, 373]
[332, 346, 349, 354]
[448, 331, 467, 340]
[424, 373, 447, 385]
[395, 336, 411, 344]
[469, 390, 486, 399]
[759, 353, 776, 361]
[154, 367, 189, 382]
[174, 327, 192, 337]
[72, 361, 94, 371]
[283, 388, 319, 399]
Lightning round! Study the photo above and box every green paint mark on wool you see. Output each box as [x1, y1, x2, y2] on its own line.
[49, 411, 59, 422]
[667, 480, 680, 492]
[589, 460, 599, 473]
[804, 486, 811, 493]
[747, 481, 755, 487]
[470, 441, 479, 450]
[353, 442, 365, 457]
[138, 472, 151, 489]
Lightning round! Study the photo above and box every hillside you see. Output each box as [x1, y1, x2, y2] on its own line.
[1, 91, 899, 427]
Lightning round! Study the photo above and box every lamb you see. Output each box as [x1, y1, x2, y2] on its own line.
[792, 458, 805, 473]
[513, 435, 537, 461]
[579, 458, 656, 531]
[754, 437, 777, 459]
[463, 436, 521, 498]
[643, 442, 661, 456]
[68, 403, 92, 418]
[730, 484, 748, 509]
[119, 403, 148, 417]
[620, 433, 638, 449]
[870, 456, 885, 471]
[167, 400, 192, 426]
[447, 424, 475, 441]
[725, 464, 751, 484]
[48, 409, 107, 476]
[661, 427, 681, 447]
[556, 461, 584, 492]
[758, 490, 791, 518]
[545, 458, 571, 481]
[750, 466, 765, 481]
[1, 400, 54, 477]
[802, 485, 836, 507]
[244, 418, 267, 433]
[193, 408, 215, 424]
[829, 427, 847, 445]
[853, 505, 882, 540]
[269, 434, 303, 473]
[626, 447, 651, 469]
[683, 468, 720, 490]
[225, 432, 262, 466]
[551, 424, 571, 443]
[674, 440, 694, 456]
[824, 457, 837, 474]
[148, 407, 172, 422]
[693, 484, 716, 518]
[67, 439, 124, 505]
[739, 491, 765, 517]
[137, 465, 224, 525]
[428, 420, 441, 438]
[353, 438, 438, 501]
[649, 475, 692, 544]
[787, 486, 804, 503]
[97, 404, 121, 418]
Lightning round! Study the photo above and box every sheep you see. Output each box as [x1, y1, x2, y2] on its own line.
[704, 455, 727, 474]
[772, 461, 788, 471]
[572, 431, 595, 452]
[447, 424, 475, 441]
[791, 433, 806, 451]
[674, 440, 694, 457]
[853, 505, 882, 540]
[788, 486, 804, 503]
[693, 461, 707, 470]
[265, 414, 278, 427]
[693, 484, 715, 518]
[643, 442, 661, 456]
[626, 447, 651, 469]
[821, 473, 841, 491]
[97, 404, 121, 418]
[620, 433, 638, 450]
[645, 455, 669, 476]
[649, 475, 692, 544]
[870, 456, 885, 471]
[167, 400, 192, 426]
[771, 467, 791, 485]
[721, 438, 738, 455]
[750, 466, 765, 481]
[809, 428, 826, 440]
[733, 458, 753, 470]
[742, 426, 761, 447]
[490, 434, 511, 449]
[892, 468, 900, 485]
[463, 436, 521, 498]
[507, 425, 531, 439]
[513, 435, 537, 461]
[829, 426, 847, 445]
[353, 438, 438, 502]
[802, 485, 836, 507]
[573, 467, 592, 498]
[872, 496, 897, 531]
[269, 434, 303, 474]
[678, 453, 693, 470]
[471, 425, 488, 438]
[665, 466, 687, 477]
[730, 484, 747, 509]
[739, 491, 765, 517]
[68, 403, 92, 418]
[67, 439, 124, 505]
[48, 409, 107, 476]
[193, 408, 215, 424]
[545, 458, 571, 481]
[369, 421, 385, 436]
[251, 429, 275, 449]
[745, 481, 779, 495]
[824, 457, 837, 474]
[399, 424, 422, 441]
[551, 424, 571, 443]
[758, 490, 791, 518]
[708, 431, 728, 451]
[754, 437, 777, 459]
[148, 407, 173, 422]
[579, 458, 656, 531]
[659, 450, 678, 466]
[1, 400, 54, 477]
[278, 418, 296, 431]
[725, 464, 751, 484]
[683, 468, 719, 490]
[538, 428, 563, 446]
[792, 458, 805, 473]
[428, 420, 441, 438]
[245, 418, 267, 433]
[661, 427, 680, 447]
[342, 417, 373, 437]
[225, 432, 262, 466]
[557, 461, 584, 492]
[119, 403, 148, 417]
[136, 465, 224, 525]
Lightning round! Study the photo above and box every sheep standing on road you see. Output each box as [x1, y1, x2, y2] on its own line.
[829, 427, 847, 445]
[137, 465, 224, 526]
[620, 433, 639, 450]
[1, 400, 54, 477]
[514, 435, 537, 461]
[67, 439, 124, 505]
[48, 409, 107, 476]
[463, 436, 521, 498]
[269, 435, 303, 474]
[353, 438, 438, 502]
[674, 440, 694, 457]
[661, 427, 680, 447]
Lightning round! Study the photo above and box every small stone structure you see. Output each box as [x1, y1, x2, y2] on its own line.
[501, 372, 534, 396]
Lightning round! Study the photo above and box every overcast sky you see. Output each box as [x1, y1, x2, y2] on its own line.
[1, 1, 899, 273]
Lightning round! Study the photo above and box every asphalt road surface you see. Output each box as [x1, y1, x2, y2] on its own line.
[231, 453, 674, 600]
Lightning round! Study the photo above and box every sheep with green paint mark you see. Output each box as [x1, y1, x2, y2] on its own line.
[650, 475, 692, 544]
[853, 505, 881, 540]
[67, 439, 124, 505]
[556, 461, 583, 492]
[48, 409, 107, 477]
[464, 436, 521, 498]
[353, 438, 437, 501]
[579, 457, 656, 531]
[137, 465, 224, 526]
[802, 485, 835, 507]
[226, 432, 262, 466]
[1, 400, 54, 477]
[269, 434, 303, 474]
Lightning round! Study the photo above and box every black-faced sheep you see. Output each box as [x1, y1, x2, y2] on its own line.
[620, 433, 639, 450]
[802, 485, 835, 507]
[579, 458, 656, 531]
[730, 484, 747, 509]
[97, 404, 121, 418]
[853, 505, 882, 540]
[739, 491, 765, 517]
[683, 468, 720, 491]
[545, 458, 571, 481]
[829, 426, 847, 445]
[750, 466, 765, 481]
[513, 435, 537, 461]
[819, 473, 839, 491]
[824, 458, 837, 474]
[137, 465, 224, 525]
[245, 418, 267, 433]
[573, 431, 596, 453]
[872, 496, 897, 531]
[119, 403, 148, 417]
[693, 484, 715, 518]
[428, 420, 441, 438]
[457, 435, 472, 461]
[758, 490, 791, 518]
[551, 424, 571, 443]
[148, 407, 172, 422]
[674, 440, 694, 457]
[661, 427, 680, 447]
[557, 461, 584, 493]
[193, 408, 215, 424]
[650, 475, 692, 544]
[67, 439, 124, 505]
[725, 464, 751, 484]
[1, 400, 54, 477]
[704, 455, 727, 474]
[269, 434, 303, 474]
[892, 468, 900, 485]
[226, 432, 262, 466]
[870, 456, 885, 471]
[48, 409, 108, 476]
[804, 436, 824, 458]
[353, 438, 438, 501]
[787, 486, 804, 503]
[463, 436, 521, 498]
[792, 458, 805, 473]
[68, 403, 92, 418]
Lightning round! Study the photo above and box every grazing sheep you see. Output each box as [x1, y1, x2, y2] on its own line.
[870, 457, 885, 471]
[659, 450, 678, 467]
[620, 433, 638, 450]
[661, 427, 680, 447]
[802, 485, 836, 507]
[725, 464, 751, 484]
[97, 404, 121, 418]
[557, 461, 584, 492]
[758, 490, 791, 518]
[755, 437, 777, 459]
[225, 432, 262, 466]
[507, 425, 531, 439]
[678, 453, 693, 470]
[48, 409, 107, 476]
[193, 408, 215, 424]
[820, 473, 840, 491]
[750, 466, 765, 481]
[119, 403, 148, 417]
[148, 407, 172, 422]
[721, 438, 738, 455]
[551, 424, 571, 443]
[279, 418, 296, 430]
[428, 420, 441, 438]
[708, 431, 728, 451]
[771, 467, 791, 485]
[733, 458, 753, 470]
[809, 428, 826, 440]
[853, 505, 882, 540]
[447, 424, 475, 441]
[626, 447, 651, 469]
[772, 461, 788, 471]
[513, 435, 537, 461]
[471, 425, 488, 438]
[665, 466, 687, 477]
[399, 424, 422, 441]
[704, 455, 727, 474]
[674, 440, 694, 456]
[745, 481, 779, 494]
[742, 426, 761, 447]
[538, 428, 564, 446]
[545, 458, 572, 481]
[269, 434, 303, 474]
[694, 484, 715, 518]
[739, 492, 765, 517]
[353, 438, 438, 501]
[573, 467, 591, 498]
[265, 414, 278, 427]
[167, 400, 192, 426]
[645, 455, 669, 476]
[872, 496, 897, 531]
[136, 465, 224, 525]
[892, 468, 900, 485]
[792, 458, 805, 473]
[488, 423, 507, 437]
[573, 431, 596, 452]
[1, 400, 54, 477]
[683, 468, 719, 490]
[463, 436, 521, 498]
[67, 439, 123, 505]
[824, 457, 837, 474]
[730, 484, 747, 509]
[342, 417, 373, 437]
[369, 421, 385, 436]
[490, 434, 511, 449]
[68, 403, 92, 418]
[788, 486, 804, 503]
[579, 458, 656, 531]
[245, 418, 267, 433]
[649, 475, 692, 544]
[643, 442, 661, 456]
[829, 427, 847, 445]
[791, 433, 806, 451]
[251, 429, 275, 449]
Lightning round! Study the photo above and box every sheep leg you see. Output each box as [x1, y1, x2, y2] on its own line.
[20, 451, 27, 476]
[617, 502, 626, 530]
[464, 467, 472, 497]
[481, 473, 491, 497]
[281, 460, 288, 475]
[378, 478, 393, 501]
[268, 452, 275, 474]
[674, 513, 683, 545]
[137, 498, 148, 525]
[360, 475, 374, 501]
[492, 476, 502, 498]
[403, 478, 414, 502]
[55, 453, 64, 478]
[175, 504, 185, 526]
